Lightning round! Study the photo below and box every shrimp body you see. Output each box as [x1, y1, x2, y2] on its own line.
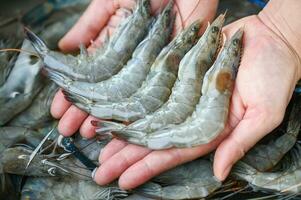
[65, 21, 201, 122]
[232, 144, 301, 193]
[0, 40, 44, 126]
[135, 159, 221, 199]
[96, 14, 225, 133]
[9, 82, 59, 129]
[110, 28, 243, 149]
[27, 0, 152, 83]
[242, 97, 301, 172]
[47, 1, 174, 102]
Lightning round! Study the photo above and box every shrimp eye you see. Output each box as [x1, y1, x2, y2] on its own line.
[232, 39, 240, 45]
[212, 26, 219, 33]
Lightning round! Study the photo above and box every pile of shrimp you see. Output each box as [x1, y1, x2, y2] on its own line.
[1, 0, 301, 199]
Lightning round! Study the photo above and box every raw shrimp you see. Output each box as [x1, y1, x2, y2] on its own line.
[242, 97, 301, 172]
[2, 146, 92, 180]
[26, 0, 152, 82]
[95, 14, 225, 133]
[21, 177, 129, 200]
[0, 40, 44, 126]
[134, 158, 221, 200]
[0, 37, 18, 86]
[232, 143, 301, 193]
[108, 28, 243, 149]
[64, 21, 201, 122]
[9, 82, 58, 129]
[47, 1, 174, 102]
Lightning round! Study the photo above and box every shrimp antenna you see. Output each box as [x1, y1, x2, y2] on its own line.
[174, 0, 201, 33]
[0, 48, 39, 57]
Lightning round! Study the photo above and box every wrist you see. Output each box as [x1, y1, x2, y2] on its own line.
[258, 0, 301, 80]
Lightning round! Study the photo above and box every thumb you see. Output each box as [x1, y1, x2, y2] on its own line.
[213, 106, 284, 181]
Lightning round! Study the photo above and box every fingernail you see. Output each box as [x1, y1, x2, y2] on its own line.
[221, 165, 232, 181]
[91, 167, 98, 180]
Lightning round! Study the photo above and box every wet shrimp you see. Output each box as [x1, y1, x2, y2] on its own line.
[134, 158, 221, 200]
[242, 97, 301, 172]
[0, 40, 44, 125]
[9, 82, 58, 129]
[95, 14, 225, 134]
[64, 21, 201, 122]
[107, 28, 243, 149]
[21, 177, 129, 200]
[47, 1, 175, 102]
[232, 142, 301, 194]
[26, 0, 153, 83]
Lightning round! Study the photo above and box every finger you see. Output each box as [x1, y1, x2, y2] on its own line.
[58, 106, 88, 136]
[99, 138, 128, 164]
[89, 10, 130, 51]
[79, 115, 98, 138]
[51, 89, 72, 119]
[213, 106, 284, 181]
[59, 0, 135, 52]
[118, 142, 220, 190]
[94, 144, 151, 185]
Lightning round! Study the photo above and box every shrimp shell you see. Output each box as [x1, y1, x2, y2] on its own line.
[134, 159, 221, 199]
[95, 14, 226, 134]
[242, 96, 301, 172]
[0, 40, 44, 126]
[46, 1, 175, 102]
[27, 0, 152, 83]
[64, 21, 201, 122]
[232, 143, 301, 193]
[109, 28, 243, 149]
[9, 82, 59, 129]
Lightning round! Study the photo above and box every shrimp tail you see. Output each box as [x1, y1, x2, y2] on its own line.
[92, 120, 126, 133]
[43, 68, 67, 87]
[24, 27, 49, 57]
[62, 90, 88, 104]
[109, 129, 147, 145]
[231, 161, 257, 182]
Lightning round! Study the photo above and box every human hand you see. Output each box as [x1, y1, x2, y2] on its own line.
[91, 14, 301, 189]
[50, 0, 219, 137]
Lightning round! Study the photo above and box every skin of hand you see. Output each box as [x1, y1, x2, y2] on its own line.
[51, 0, 301, 190]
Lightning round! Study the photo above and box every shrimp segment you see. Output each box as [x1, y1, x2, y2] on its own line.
[64, 21, 201, 122]
[109, 28, 243, 149]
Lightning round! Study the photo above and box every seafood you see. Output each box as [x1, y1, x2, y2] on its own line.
[9, 82, 58, 129]
[232, 143, 301, 193]
[2, 146, 92, 180]
[0, 127, 45, 172]
[107, 28, 243, 149]
[0, 37, 18, 86]
[27, 0, 153, 82]
[95, 14, 225, 134]
[21, 177, 128, 200]
[0, 40, 44, 126]
[47, 1, 174, 102]
[242, 97, 301, 172]
[64, 21, 201, 122]
[134, 159, 221, 200]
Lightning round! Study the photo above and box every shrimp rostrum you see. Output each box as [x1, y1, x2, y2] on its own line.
[106, 28, 243, 149]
